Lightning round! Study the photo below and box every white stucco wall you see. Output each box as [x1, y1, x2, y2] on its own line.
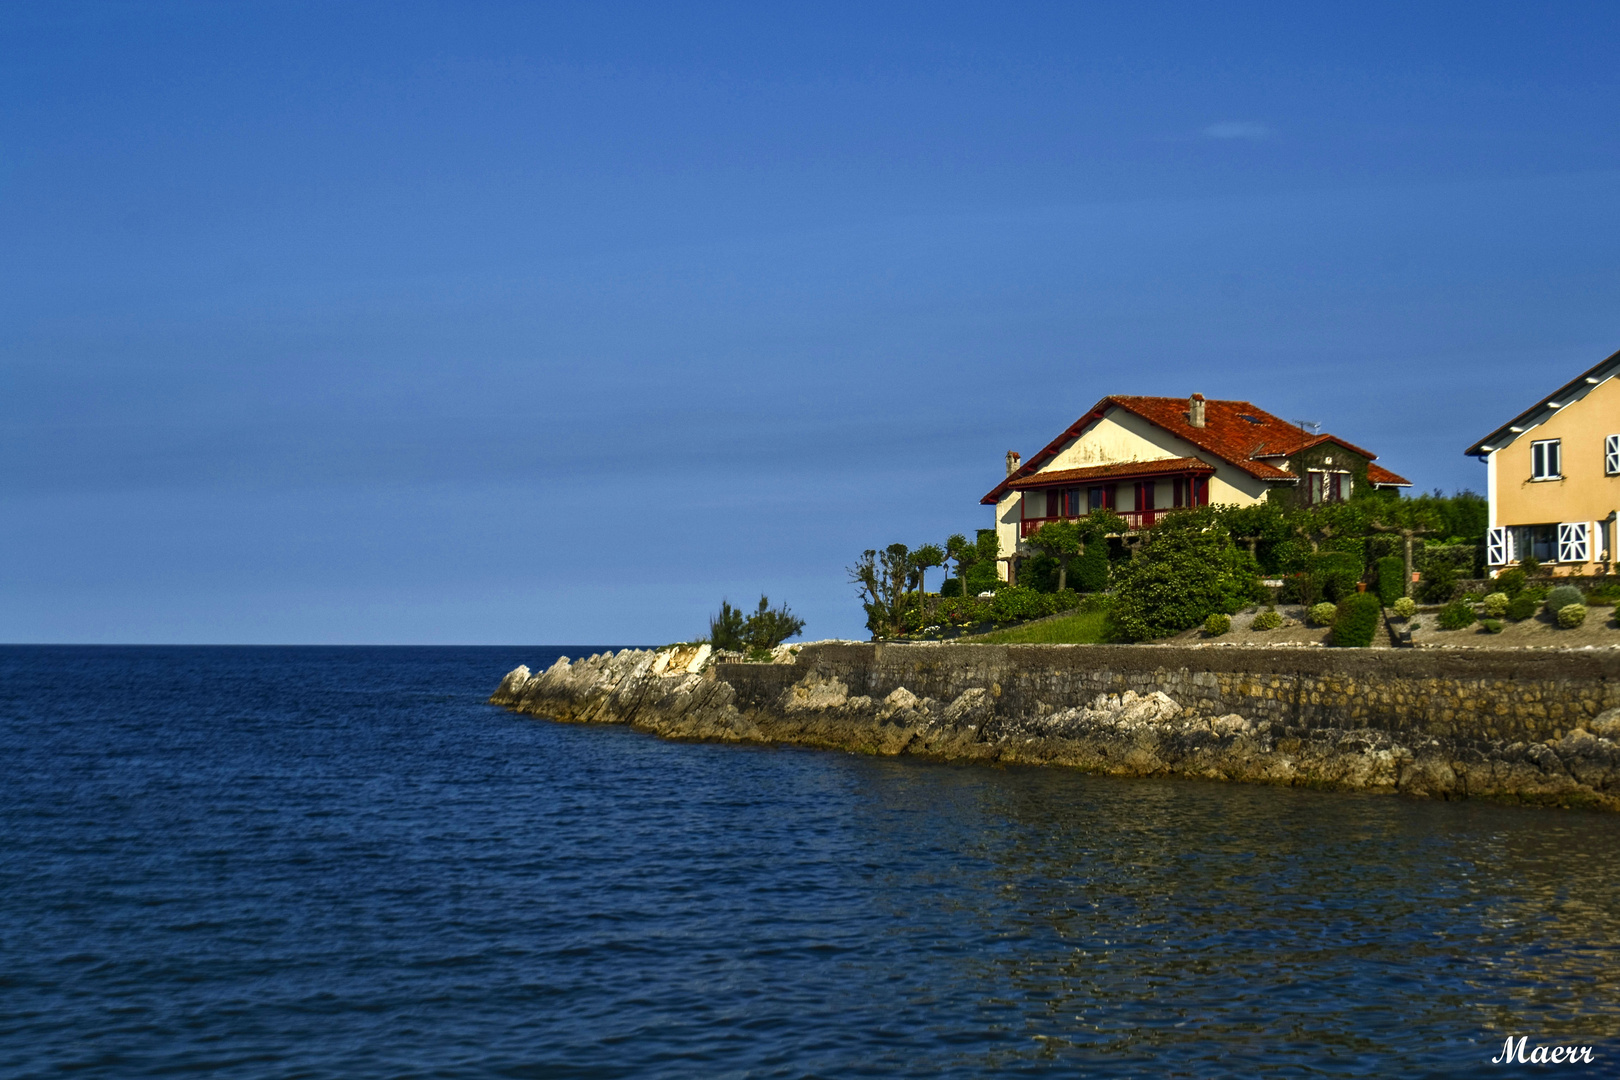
[990, 405, 1286, 576]
[1045, 411, 1178, 471]
[995, 493, 1021, 581]
[1034, 406, 1274, 508]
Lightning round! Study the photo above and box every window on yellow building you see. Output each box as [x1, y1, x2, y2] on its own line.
[1531, 439, 1561, 480]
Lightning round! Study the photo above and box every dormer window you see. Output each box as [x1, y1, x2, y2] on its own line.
[1531, 439, 1561, 480]
[1306, 471, 1347, 504]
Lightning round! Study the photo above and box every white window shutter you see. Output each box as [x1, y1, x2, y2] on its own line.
[1486, 527, 1507, 566]
[1557, 522, 1589, 563]
[1606, 434, 1620, 475]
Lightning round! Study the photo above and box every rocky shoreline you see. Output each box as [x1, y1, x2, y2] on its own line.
[490, 641, 1620, 811]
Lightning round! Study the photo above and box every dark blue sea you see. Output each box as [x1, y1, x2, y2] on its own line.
[3, 645, 1618, 1078]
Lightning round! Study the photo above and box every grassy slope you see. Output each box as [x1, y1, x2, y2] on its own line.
[969, 610, 1110, 644]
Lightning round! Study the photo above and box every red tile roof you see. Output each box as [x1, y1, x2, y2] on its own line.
[1366, 463, 1412, 487]
[1006, 457, 1215, 489]
[981, 395, 1410, 503]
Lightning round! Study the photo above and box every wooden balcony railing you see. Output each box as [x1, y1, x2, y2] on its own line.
[1019, 509, 1169, 537]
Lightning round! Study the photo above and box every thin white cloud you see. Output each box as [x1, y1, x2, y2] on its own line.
[1202, 121, 1271, 140]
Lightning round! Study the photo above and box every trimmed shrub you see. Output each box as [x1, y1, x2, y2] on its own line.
[1557, 604, 1588, 629]
[1104, 511, 1260, 641]
[1437, 600, 1476, 630]
[1392, 596, 1417, 620]
[1482, 592, 1509, 617]
[1204, 613, 1231, 636]
[991, 585, 1045, 622]
[1252, 607, 1283, 631]
[1375, 556, 1406, 606]
[1480, 618, 1504, 634]
[1493, 567, 1527, 598]
[1417, 542, 1478, 580]
[1308, 602, 1339, 627]
[1505, 594, 1539, 622]
[1545, 585, 1585, 614]
[1332, 593, 1384, 647]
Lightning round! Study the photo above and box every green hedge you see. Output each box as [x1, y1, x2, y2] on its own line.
[1417, 542, 1478, 579]
[1375, 556, 1406, 606]
[1332, 593, 1384, 647]
[924, 586, 1084, 631]
[1309, 551, 1364, 601]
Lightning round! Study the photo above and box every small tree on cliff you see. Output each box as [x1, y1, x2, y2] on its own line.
[944, 533, 973, 596]
[707, 600, 747, 651]
[911, 544, 945, 597]
[742, 595, 805, 650]
[849, 543, 912, 637]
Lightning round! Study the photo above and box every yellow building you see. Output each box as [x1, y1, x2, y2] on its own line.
[1466, 348, 1620, 575]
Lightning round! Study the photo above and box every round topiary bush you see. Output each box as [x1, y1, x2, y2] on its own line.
[1308, 602, 1339, 627]
[1506, 594, 1539, 621]
[1204, 613, 1231, 636]
[1482, 591, 1509, 617]
[1545, 585, 1585, 615]
[1557, 603, 1588, 629]
[1480, 618, 1504, 634]
[1437, 600, 1477, 630]
[1392, 596, 1417, 620]
[1331, 593, 1384, 647]
[1252, 607, 1283, 631]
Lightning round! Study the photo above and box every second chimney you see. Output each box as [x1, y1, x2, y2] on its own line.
[1188, 393, 1206, 428]
[1006, 450, 1022, 476]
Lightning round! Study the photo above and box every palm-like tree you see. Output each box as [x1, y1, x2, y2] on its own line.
[911, 544, 945, 597]
[944, 533, 971, 596]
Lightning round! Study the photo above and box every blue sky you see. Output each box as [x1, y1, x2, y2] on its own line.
[3, 2, 1619, 644]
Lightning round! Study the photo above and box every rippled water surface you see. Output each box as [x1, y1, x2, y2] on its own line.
[3, 645, 1619, 1077]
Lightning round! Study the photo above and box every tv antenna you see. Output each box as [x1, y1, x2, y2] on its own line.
[1293, 419, 1321, 435]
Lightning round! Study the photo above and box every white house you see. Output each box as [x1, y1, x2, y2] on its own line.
[981, 393, 1410, 580]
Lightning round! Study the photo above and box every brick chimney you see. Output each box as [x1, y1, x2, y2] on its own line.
[1005, 450, 1022, 476]
[1188, 393, 1206, 428]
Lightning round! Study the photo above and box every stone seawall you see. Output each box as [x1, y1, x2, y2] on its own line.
[490, 642, 1620, 810]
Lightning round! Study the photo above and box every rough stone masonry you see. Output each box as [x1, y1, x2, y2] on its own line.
[490, 642, 1620, 810]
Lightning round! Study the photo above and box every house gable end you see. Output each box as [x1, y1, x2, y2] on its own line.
[1466, 347, 1620, 458]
